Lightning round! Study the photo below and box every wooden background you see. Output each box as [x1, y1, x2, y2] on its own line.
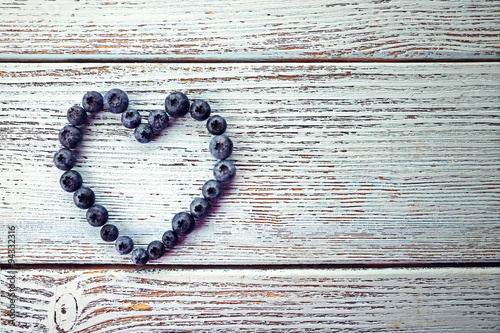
[0, 0, 499, 332]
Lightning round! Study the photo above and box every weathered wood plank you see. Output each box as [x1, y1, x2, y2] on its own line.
[0, 63, 499, 265]
[0, 0, 499, 61]
[1, 267, 499, 332]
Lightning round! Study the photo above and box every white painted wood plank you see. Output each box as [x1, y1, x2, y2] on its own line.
[0, 0, 499, 60]
[0, 63, 499, 265]
[1, 267, 499, 332]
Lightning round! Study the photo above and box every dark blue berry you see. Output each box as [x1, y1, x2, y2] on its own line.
[54, 148, 76, 170]
[165, 92, 189, 118]
[121, 109, 142, 129]
[162, 230, 179, 248]
[104, 88, 129, 114]
[134, 123, 154, 143]
[82, 91, 104, 113]
[148, 109, 169, 132]
[115, 236, 134, 254]
[202, 179, 223, 202]
[172, 212, 195, 236]
[209, 135, 233, 160]
[213, 160, 236, 184]
[100, 224, 119, 242]
[206, 115, 227, 135]
[67, 106, 87, 126]
[131, 248, 149, 266]
[73, 186, 95, 209]
[86, 204, 108, 227]
[190, 100, 211, 121]
[60, 170, 82, 192]
[147, 240, 165, 260]
[59, 125, 83, 149]
[190, 197, 211, 220]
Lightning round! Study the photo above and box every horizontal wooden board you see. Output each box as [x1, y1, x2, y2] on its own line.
[0, 0, 499, 61]
[0, 62, 499, 265]
[1, 267, 499, 332]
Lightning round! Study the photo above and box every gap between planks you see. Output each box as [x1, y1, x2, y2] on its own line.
[0, 57, 499, 63]
[3, 262, 500, 271]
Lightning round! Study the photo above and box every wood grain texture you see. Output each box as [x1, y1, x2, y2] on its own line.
[0, 0, 499, 61]
[1, 267, 499, 332]
[0, 62, 498, 265]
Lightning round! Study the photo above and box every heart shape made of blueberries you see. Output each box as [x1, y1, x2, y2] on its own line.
[53, 89, 236, 265]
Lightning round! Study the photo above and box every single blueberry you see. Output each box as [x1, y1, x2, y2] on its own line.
[209, 135, 233, 160]
[148, 109, 169, 132]
[53, 148, 77, 170]
[100, 224, 119, 242]
[147, 240, 165, 260]
[82, 91, 104, 113]
[131, 248, 149, 266]
[73, 186, 95, 209]
[60, 170, 83, 192]
[202, 179, 223, 202]
[134, 123, 154, 143]
[162, 230, 179, 248]
[115, 236, 134, 255]
[165, 92, 189, 118]
[58, 125, 83, 149]
[190, 197, 211, 220]
[213, 160, 236, 184]
[86, 204, 109, 227]
[104, 88, 129, 114]
[67, 106, 87, 126]
[121, 109, 142, 129]
[190, 99, 211, 121]
[206, 115, 227, 135]
[172, 212, 195, 236]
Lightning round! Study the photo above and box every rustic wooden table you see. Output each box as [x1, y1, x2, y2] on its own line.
[1, 0, 499, 332]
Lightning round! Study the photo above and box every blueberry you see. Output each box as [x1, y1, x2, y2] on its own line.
[100, 224, 119, 242]
[115, 236, 134, 255]
[148, 109, 169, 132]
[162, 230, 179, 248]
[190, 99, 211, 121]
[121, 109, 142, 129]
[73, 186, 95, 209]
[172, 212, 195, 236]
[147, 240, 165, 260]
[67, 106, 87, 126]
[134, 123, 154, 143]
[58, 125, 83, 149]
[209, 135, 233, 160]
[190, 197, 211, 220]
[202, 179, 223, 202]
[104, 88, 129, 114]
[131, 248, 149, 266]
[213, 160, 236, 184]
[165, 92, 189, 118]
[53, 148, 76, 170]
[86, 204, 109, 227]
[82, 91, 104, 113]
[206, 115, 227, 135]
[60, 170, 82, 192]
